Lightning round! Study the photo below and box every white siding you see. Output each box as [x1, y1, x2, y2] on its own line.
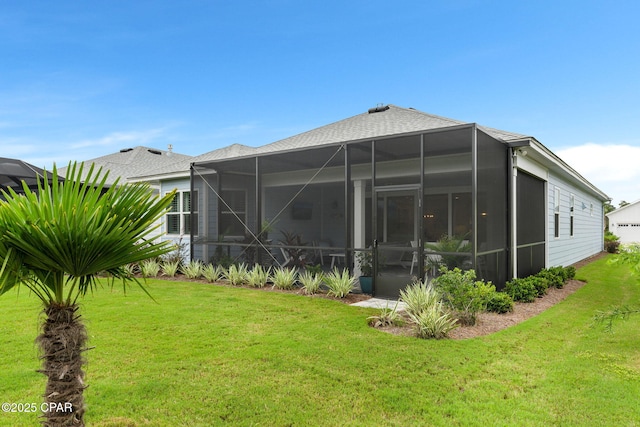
[547, 172, 604, 266]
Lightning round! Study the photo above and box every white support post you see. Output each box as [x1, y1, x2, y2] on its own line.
[353, 180, 366, 276]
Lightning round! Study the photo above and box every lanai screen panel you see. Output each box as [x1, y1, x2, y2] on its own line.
[374, 134, 422, 187]
[476, 129, 509, 287]
[517, 171, 546, 277]
[191, 157, 260, 266]
[260, 145, 347, 268]
[423, 127, 473, 271]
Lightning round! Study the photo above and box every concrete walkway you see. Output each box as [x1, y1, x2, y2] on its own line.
[351, 298, 407, 311]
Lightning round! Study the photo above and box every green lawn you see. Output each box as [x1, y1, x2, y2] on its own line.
[1, 256, 639, 426]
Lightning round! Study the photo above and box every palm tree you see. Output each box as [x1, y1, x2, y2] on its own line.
[0, 162, 175, 426]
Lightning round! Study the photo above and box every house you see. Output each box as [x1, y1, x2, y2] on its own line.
[136, 105, 610, 298]
[59, 145, 193, 187]
[607, 200, 640, 244]
[0, 157, 61, 195]
[60, 145, 194, 241]
[132, 143, 257, 252]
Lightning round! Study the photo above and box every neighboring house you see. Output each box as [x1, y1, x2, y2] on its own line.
[177, 104, 609, 298]
[607, 200, 640, 244]
[1, 157, 60, 195]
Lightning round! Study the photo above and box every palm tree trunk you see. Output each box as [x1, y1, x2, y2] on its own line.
[36, 303, 87, 426]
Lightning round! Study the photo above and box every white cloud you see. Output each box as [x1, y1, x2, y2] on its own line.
[557, 143, 640, 205]
[71, 128, 168, 149]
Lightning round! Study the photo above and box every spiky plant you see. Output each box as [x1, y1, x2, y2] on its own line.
[399, 279, 439, 317]
[298, 270, 323, 295]
[225, 263, 249, 286]
[0, 162, 175, 426]
[161, 259, 181, 277]
[182, 260, 204, 279]
[202, 264, 224, 283]
[367, 301, 403, 328]
[324, 268, 355, 298]
[408, 301, 458, 339]
[247, 264, 270, 288]
[270, 267, 298, 290]
[140, 259, 161, 278]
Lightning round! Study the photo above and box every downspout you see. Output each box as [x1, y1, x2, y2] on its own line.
[509, 148, 518, 279]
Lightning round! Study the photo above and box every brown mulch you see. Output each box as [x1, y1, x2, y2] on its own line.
[378, 251, 609, 340]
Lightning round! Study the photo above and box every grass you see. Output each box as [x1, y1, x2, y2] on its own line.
[0, 256, 639, 426]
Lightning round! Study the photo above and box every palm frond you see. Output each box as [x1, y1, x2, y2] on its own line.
[0, 162, 176, 304]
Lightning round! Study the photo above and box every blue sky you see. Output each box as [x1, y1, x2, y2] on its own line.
[1, 1, 639, 204]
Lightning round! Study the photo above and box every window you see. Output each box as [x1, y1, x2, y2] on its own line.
[570, 194, 575, 237]
[166, 190, 198, 235]
[219, 190, 246, 237]
[554, 187, 560, 238]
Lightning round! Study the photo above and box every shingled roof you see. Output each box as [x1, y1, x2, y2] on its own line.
[252, 104, 528, 156]
[132, 143, 257, 180]
[130, 104, 531, 179]
[60, 146, 193, 185]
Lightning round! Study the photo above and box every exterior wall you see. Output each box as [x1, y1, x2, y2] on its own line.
[160, 178, 192, 260]
[547, 172, 604, 266]
[608, 201, 640, 244]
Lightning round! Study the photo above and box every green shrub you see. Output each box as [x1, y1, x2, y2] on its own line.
[486, 292, 514, 313]
[202, 264, 224, 283]
[605, 231, 621, 253]
[324, 268, 355, 298]
[225, 263, 249, 286]
[531, 275, 550, 296]
[564, 266, 576, 280]
[246, 264, 270, 288]
[182, 260, 204, 279]
[298, 270, 323, 295]
[161, 259, 180, 277]
[504, 277, 537, 303]
[537, 267, 564, 289]
[140, 259, 161, 278]
[432, 267, 495, 326]
[270, 267, 298, 290]
[408, 301, 458, 339]
[399, 279, 439, 317]
[604, 231, 620, 242]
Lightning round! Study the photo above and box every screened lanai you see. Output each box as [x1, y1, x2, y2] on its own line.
[190, 123, 511, 298]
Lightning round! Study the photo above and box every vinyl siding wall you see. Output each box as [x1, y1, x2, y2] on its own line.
[547, 172, 604, 266]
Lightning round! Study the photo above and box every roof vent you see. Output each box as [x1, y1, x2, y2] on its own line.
[368, 104, 390, 114]
[120, 148, 133, 153]
[147, 149, 162, 155]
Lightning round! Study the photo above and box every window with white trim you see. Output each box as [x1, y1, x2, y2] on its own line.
[166, 190, 198, 235]
[570, 194, 575, 237]
[554, 187, 560, 238]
